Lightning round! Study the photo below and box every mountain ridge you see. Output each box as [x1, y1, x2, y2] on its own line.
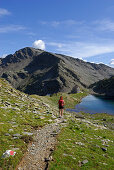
[90, 76, 114, 98]
[0, 47, 114, 95]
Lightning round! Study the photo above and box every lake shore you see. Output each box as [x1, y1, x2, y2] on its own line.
[67, 94, 114, 115]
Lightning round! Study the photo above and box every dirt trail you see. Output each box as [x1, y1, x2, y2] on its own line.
[17, 118, 66, 170]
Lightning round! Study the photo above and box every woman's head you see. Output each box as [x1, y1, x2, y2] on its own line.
[60, 96, 63, 100]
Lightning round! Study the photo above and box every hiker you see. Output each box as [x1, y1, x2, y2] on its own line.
[58, 96, 65, 118]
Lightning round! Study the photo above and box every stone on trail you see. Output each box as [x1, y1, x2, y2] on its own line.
[13, 107, 20, 111]
[61, 119, 67, 123]
[9, 129, 14, 132]
[81, 159, 88, 164]
[12, 134, 22, 137]
[63, 153, 68, 156]
[44, 156, 53, 162]
[51, 115, 56, 119]
[5, 133, 10, 136]
[75, 142, 85, 146]
[12, 125, 18, 127]
[50, 133, 58, 137]
[23, 132, 33, 136]
[39, 116, 45, 119]
[46, 111, 52, 114]
[101, 147, 107, 152]
[75, 113, 85, 119]
[33, 110, 39, 114]
[33, 103, 39, 107]
[48, 119, 53, 122]
[8, 121, 16, 124]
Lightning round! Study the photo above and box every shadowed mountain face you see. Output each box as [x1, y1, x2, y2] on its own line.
[0, 47, 114, 95]
[89, 76, 114, 98]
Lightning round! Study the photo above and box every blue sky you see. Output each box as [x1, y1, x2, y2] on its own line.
[0, 0, 114, 67]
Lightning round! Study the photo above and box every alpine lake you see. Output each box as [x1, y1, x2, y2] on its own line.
[67, 94, 114, 115]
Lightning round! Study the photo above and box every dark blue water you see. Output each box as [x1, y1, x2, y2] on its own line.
[67, 95, 114, 115]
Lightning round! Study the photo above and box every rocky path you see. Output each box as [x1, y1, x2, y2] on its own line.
[17, 118, 66, 170]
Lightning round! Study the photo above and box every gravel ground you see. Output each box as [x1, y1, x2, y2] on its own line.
[17, 118, 67, 170]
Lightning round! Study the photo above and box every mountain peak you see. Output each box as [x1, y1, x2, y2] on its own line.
[0, 47, 114, 95]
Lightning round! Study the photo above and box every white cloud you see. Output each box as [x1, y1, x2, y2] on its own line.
[0, 25, 26, 33]
[27, 32, 36, 36]
[41, 19, 83, 27]
[41, 18, 114, 34]
[41, 21, 60, 27]
[0, 8, 10, 17]
[94, 19, 114, 32]
[51, 21, 60, 27]
[110, 59, 114, 65]
[47, 42, 64, 48]
[33, 40, 45, 50]
[0, 54, 7, 58]
[48, 41, 114, 58]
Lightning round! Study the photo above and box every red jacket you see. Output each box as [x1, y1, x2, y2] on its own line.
[58, 99, 64, 107]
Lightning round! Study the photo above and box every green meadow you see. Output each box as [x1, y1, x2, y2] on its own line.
[49, 115, 114, 170]
[0, 78, 113, 170]
[0, 79, 54, 169]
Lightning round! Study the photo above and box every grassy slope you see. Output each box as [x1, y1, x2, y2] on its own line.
[1, 78, 113, 169]
[43, 90, 88, 108]
[49, 115, 114, 169]
[0, 79, 56, 169]
[0, 79, 87, 169]
[33, 90, 114, 169]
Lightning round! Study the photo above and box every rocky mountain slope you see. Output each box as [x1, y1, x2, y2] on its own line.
[0, 47, 114, 95]
[90, 76, 114, 98]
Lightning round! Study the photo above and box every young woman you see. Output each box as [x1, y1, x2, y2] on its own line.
[58, 96, 65, 117]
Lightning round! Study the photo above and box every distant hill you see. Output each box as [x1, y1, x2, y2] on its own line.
[89, 76, 114, 98]
[0, 47, 114, 95]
